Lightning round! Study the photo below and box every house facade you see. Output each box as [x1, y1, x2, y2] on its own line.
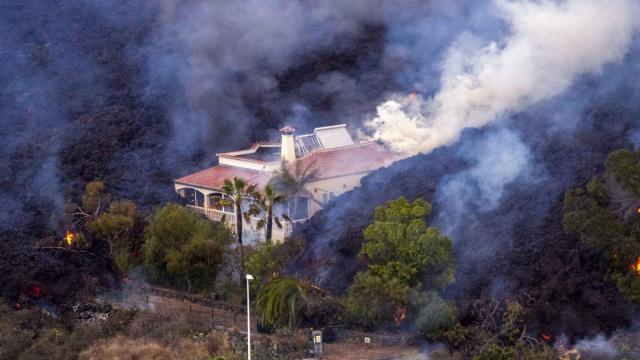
[174, 124, 397, 244]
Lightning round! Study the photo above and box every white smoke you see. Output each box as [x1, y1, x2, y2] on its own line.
[574, 334, 620, 359]
[368, 0, 640, 156]
[434, 128, 534, 236]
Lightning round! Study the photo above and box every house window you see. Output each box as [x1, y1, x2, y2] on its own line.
[322, 192, 336, 205]
[178, 188, 205, 207]
[209, 193, 234, 213]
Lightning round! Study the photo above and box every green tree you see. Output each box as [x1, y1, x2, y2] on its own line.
[245, 239, 305, 297]
[245, 243, 284, 287]
[68, 180, 112, 232]
[563, 148, 640, 302]
[221, 177, 256, 274]
[343, 197, 455, 329]
[81, 180, 112, 217]
[90, 200, 139, 272]
[252, 184, 287, 243]
[606, 149, 640, 196]
[144, 203, 231, 290]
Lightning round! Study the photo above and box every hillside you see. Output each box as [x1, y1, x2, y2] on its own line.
[292, 90, 640, 338]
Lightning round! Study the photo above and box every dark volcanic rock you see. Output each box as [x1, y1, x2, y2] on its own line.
[291, 96, 640, 338]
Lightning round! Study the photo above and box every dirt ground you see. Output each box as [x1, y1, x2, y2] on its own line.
[321, 342, 422, 360]
[103, 283, 422, 360]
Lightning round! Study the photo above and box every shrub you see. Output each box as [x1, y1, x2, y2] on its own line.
[415, 291, 458, 338]
[79, 336, 176, 360]
[144, 203, 231, 291]
[343, 197, 455, 329]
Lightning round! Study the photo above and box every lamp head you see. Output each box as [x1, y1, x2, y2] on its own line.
[246, 274, 254, 280]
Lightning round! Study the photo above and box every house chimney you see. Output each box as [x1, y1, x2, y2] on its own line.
[279, 126, 296, 162]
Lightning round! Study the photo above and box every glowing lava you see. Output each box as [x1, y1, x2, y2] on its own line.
[64, 229, 75, 245]
[631, 257, 640, 275]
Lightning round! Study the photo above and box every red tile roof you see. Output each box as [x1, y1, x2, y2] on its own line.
[292, 141, 398, 179]
[175, 165, 272, 190]
[175, 142, 398, 190]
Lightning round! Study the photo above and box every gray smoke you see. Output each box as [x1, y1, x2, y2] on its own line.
[434, 127, 535, 236]
[368, 0, 640, 156]
[144, 0, 422, 163]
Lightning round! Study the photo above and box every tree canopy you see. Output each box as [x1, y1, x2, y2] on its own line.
[90, 199, 139, 272]
[343, 196, 455, 330]
[563, 149, 640, 302]
[144, 203, 231, 291]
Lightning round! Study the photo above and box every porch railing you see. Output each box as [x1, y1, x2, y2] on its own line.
[186, 205, 305, 243]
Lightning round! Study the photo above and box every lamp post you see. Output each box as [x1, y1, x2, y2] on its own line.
[245, 274, 254, 360]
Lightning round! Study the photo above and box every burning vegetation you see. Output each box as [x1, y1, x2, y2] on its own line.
[631, 257, 640, 275]
[3, 0, 640, 359]
[64, 229, 75, 246]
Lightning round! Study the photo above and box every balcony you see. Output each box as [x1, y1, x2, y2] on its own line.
[186, 205, 305, 244]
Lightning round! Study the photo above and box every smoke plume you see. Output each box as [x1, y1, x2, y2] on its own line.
[368, 0, 640, 156]
[434, 128, 534, 236]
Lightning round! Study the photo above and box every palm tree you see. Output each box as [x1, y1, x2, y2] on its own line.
[253, 184, 287, 243]
[221, 176, 256, 274]
[255, 277, 310, 329]
[271, 159, 320, 223]
[255, 277, 328, 329]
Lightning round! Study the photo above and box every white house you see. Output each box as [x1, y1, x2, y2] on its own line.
[174, 124, 397, 244]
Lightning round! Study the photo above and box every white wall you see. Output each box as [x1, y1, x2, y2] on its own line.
[218, 156, 277, 172]
[304, 172, 368, 215]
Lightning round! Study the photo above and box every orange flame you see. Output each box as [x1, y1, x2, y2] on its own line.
[541, 333, 552, 341]
[631, 257, 640, 275]
[394, 307, 406, 327]
[64, 229, 75, 246]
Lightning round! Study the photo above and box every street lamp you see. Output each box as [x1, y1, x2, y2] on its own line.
[245, 274, 254, 360]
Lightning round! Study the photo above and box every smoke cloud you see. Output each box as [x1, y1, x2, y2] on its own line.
[434, 128, 534, 235]
[368, 0, 640, 156]
[145, 0, 418, 164]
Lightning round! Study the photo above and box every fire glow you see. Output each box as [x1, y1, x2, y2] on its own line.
[64, 229, 75, 246]
[394, 307, 406, 327]
[631, 257, 640, 275]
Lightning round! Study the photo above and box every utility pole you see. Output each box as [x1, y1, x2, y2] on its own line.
[246, 274, 254, 360]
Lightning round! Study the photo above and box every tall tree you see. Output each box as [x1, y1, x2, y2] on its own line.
[90, 200, 139, 272]
[344, 197, 455, 330]
[143, 203, 230, 290]
[253, 184, 288, 243]
[221, 176, 257, 273]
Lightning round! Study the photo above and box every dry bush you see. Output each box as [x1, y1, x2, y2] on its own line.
[79, 336, 174, 360]
[127, 310, 210, 344]
[79, 335, 211, 360]
[205, 330, 232, 355]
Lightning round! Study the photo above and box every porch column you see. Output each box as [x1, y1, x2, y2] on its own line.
[203, 192, 210, 209]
